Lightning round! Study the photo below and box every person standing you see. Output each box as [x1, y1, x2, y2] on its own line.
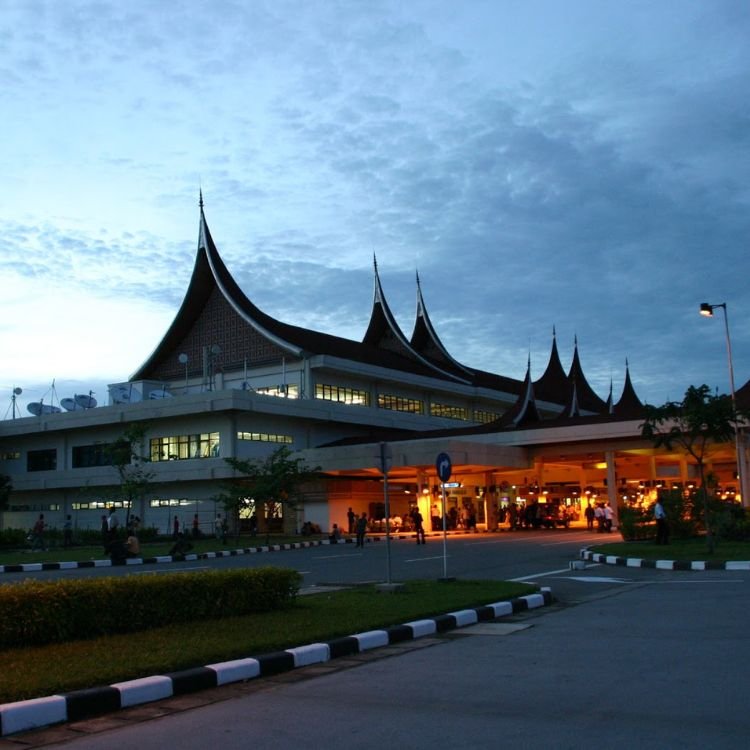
[594, 504, 604, 532]
[215, 513, 227, 544]
[603, 502, 614, 533]
[585, 503, 595, 531]
[412, 508, 426, 544]
[654, 497, 669, 545]
[107, 507, 120, 541]
[173, 516, 180, 539]
[30, 513, 46, 551]
[355, 512, 368, 548]
[63, 514, 73, 548]
[347, 507, 356, 534]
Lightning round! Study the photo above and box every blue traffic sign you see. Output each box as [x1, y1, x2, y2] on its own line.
[436, 452, 452, 482]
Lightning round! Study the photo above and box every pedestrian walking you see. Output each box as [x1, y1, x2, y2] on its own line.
[355, 512, 368, 547]
[412, 508, 426, 544]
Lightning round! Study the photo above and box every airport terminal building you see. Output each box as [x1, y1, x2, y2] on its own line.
[1, 200, 746, 536]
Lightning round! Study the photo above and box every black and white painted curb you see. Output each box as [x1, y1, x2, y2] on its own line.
[0, 588, 553, 737]
[0, 534, 440, 576]
[580, 547, 750, 571]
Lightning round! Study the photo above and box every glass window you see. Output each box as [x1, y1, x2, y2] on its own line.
[315, 384, 370, 406]
[150, 433, 220, 462]
[27, 449, 57, 472]
[377, 394, 424, 414]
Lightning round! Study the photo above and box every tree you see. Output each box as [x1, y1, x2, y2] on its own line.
[221, 446, 320, 541]
[640, 384, 745, 551]
[103, 424, 154, 528]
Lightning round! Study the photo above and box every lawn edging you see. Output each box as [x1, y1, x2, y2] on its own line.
[0, 587, 552, 737]
[580, 547, 750, 571]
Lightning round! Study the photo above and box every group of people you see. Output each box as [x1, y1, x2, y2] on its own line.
[341, 506, 426, 546]
[584, 502, 615, 533]
[100, 507, 142, 563]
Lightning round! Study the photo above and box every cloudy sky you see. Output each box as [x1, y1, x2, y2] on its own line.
[2, 0, 749, 417]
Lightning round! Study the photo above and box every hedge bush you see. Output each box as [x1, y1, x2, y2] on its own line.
[0, 566, 301, 649]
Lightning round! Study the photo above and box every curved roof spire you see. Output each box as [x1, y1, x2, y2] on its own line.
[534, 326, 568, 403]
[500, 355, 542, 427]
[566, 336, 608, 414]
[409, 271, 472, 377]
[362, 259, 469, 382]
[613, 358, 644, 418]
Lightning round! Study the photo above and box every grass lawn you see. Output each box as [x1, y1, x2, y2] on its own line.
[587, 537, 750, 561]
[0, 578, 536, 704]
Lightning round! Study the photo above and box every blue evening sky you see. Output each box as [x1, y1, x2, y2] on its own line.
[1, 0, 748, 416]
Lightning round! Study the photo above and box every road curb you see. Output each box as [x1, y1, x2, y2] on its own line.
[579, 547, 750, 571]
[0, 588, 552, 737]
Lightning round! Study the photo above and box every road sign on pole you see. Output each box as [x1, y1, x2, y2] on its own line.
[435, 452, 452, 579]
[436, 452, 452, 483]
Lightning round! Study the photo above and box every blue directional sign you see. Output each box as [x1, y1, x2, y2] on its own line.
[436, 452, 452, 483]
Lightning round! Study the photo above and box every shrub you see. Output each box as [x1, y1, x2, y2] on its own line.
[0, 566, 301, 649]
[617, 504, 654, 541]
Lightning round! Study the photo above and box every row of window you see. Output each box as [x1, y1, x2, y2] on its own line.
[315, 384, 370, 405]
[150, 433, 220, 462]
[237, 432, 293, 444]
[314, 382, 501, 422]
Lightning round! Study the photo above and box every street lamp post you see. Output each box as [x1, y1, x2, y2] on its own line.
[699, 302, 747, 506]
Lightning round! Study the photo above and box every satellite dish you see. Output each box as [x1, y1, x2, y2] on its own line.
[28, 402, 61, 416]
[61, 397, 83, 412]
[178, 353, 188, 364]
[74, 393, 97, 409]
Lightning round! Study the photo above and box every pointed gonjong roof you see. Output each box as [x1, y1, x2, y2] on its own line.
[409, 272, 475, 379]
[496, 357, 542, 427]
[132, 200, 471, 383]
[566, 336, 608, 414]
[132, 199, 522, 391]
[533, 327, 569, 403]
[611, 360, 644, 419]
[361, 258, 469, 383]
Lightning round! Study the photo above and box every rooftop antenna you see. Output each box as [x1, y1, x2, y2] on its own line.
[4, 386, 23, 420]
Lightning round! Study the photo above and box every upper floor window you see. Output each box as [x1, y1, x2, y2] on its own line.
[27, 449, 57, 472]
[72, 444, 114, 468]
[150, 432, 220, 462]
[473, 409, 502, 424]
[315, 384, 370, 406]
[255, 385, 299, 399]
[431, 403, 468, 420]
[377, 394, 424, 414]
[237, 432, 293, 444]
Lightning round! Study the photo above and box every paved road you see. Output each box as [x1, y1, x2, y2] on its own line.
[0, 528, 608, 589]
[5, 531, 749, 748]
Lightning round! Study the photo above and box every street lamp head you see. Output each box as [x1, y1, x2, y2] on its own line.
[700, 301, 726, 317]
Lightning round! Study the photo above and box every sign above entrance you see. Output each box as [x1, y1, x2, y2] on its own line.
[436, 452, 452, 483]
